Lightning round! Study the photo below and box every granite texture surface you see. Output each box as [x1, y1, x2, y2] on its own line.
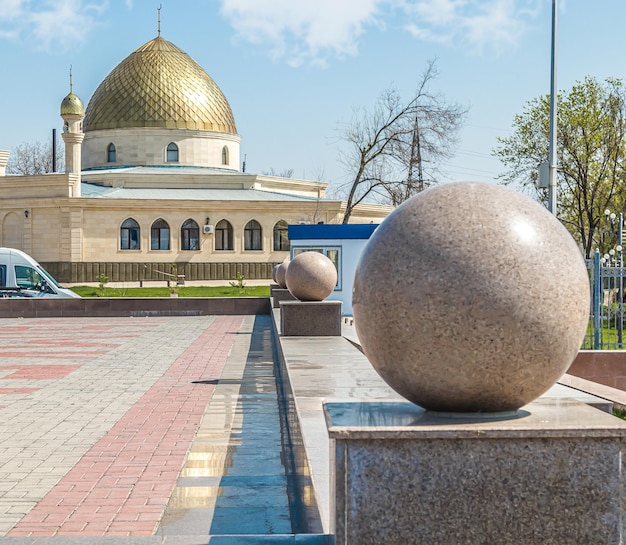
[285, 252, 338, 302]
[352, 181, 590, 412]
[280, 301, 342, 336]
[272, 288, 297, 308]
[276, 259, 290, 288]
[270, 309, 613, 534]
[326, 398, 626, 545]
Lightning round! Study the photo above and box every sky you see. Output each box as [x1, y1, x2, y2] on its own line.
[1, 0, 625, 197]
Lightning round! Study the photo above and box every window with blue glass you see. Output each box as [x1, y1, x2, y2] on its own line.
[166, 142, 179, 162]
[244, 220, 262, 251]
[107, 143, 116, 163]
[181, 219, 200, 250]
[273, 220, 290, 251]
[151, 218, 170, 250]
[120, 218, 140, 250]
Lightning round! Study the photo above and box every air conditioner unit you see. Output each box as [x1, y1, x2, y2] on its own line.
[203, 224, 214, 235]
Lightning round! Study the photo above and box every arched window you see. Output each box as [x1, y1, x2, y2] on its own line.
[166, 142, 179, 162]
[273, 220, 290, 251]
[215, 220, 233, 251]
[221, 145, 229, 165]
[107, 143, 116, 163]
[244, 220, 262, 251]
[120, 218, 140, 250]
[151, 218, 170, 250]
[181, 219, 200, 251]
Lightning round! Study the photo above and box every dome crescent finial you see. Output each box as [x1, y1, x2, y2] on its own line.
[158, 4, 162, 36]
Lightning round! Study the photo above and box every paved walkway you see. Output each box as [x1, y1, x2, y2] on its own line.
[158, 315, 292, 537]
[0, 311, 610, 543]
[0, 314, 315, 543]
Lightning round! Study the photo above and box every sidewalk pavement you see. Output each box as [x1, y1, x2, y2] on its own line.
[0, 314, 302, 543]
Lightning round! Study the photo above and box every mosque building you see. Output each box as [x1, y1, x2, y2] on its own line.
[0, 33, 392, 283]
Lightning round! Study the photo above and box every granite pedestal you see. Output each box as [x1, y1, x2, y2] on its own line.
[325, 398, 626, 545]
[272, 288, 297, 308]
[280, 300, 342, 336]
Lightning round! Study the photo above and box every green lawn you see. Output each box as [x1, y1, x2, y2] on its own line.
[584, 320, 626, 349]
[71, 285, 271, 298]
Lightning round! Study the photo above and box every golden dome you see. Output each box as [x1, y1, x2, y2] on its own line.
[83, 36, 237, 134]
[60, 92, 85, 117]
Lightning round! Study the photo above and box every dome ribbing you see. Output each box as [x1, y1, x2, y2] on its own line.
[83, 36, 237, 134]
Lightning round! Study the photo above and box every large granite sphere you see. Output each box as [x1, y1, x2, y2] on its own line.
[286, 251, 337, 301]
[352, 181, 590, 413]
[276, 259, 289, 288]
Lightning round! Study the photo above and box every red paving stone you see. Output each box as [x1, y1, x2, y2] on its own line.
[8, 315, 244, 537]
[0, 365, 82, 380]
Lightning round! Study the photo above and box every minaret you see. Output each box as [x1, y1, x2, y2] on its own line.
[60, 67, 85, 195]
[0, 150, 9, 177]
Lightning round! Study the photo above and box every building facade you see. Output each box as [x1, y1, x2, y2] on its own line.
[0, 35, 392, 283]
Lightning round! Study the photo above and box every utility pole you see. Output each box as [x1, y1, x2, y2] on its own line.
[406, 116, 423, 197]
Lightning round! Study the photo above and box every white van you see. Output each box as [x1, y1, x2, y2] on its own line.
[0, 248, 80, 298]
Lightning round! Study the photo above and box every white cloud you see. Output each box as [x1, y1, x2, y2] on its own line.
[218, 0, 386, 67]
[218, 0, 544, 65]
[405, 0, 544, 55]
[0, 0, 110, 52]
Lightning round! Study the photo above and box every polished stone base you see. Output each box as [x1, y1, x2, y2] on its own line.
[280, 300, 342, 336]
[271, 288, 297, 308]
[325, 398, 626, 545]
[269, 283, 282, 297]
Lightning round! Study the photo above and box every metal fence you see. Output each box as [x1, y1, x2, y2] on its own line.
[585, 251, 625, 349]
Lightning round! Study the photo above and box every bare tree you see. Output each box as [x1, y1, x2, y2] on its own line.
[338, 60, 467, 223]
[6, 139, 64, 175]
[262, 167, 295, 178]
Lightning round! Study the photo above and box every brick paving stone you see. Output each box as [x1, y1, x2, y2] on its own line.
[0, 315, 243, 536]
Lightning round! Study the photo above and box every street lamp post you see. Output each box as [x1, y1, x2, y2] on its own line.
[603, 209, 624, 347]
[548, 0, 558, 216]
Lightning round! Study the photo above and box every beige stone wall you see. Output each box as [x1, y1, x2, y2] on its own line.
[0, 161, 392, 266]
[82, 128, 241, 171]
[0, 196, 390, 265]
[78, 200, 346, 263]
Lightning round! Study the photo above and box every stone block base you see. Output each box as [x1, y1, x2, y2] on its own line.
[272, 288, 297, 308]
[280, 300, 342, 336]
[269, 283, 282, 297]
[325, 398, 626, 545]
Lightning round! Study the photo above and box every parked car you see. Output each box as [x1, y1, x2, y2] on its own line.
[0, 248, 80, 298]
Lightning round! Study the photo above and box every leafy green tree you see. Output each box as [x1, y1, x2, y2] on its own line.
[494, 76, 626, 258]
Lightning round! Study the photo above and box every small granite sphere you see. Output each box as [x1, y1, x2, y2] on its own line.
[352, 181, 590, 413]
[271, 265, 279, 283]
[286, 251, 337, 301]
[276, 259, 289, 288]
